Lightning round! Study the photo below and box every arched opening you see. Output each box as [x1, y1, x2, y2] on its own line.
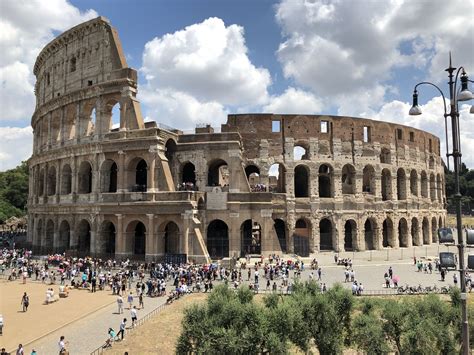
[77, 220, 91, 254]
[362, 165, 376, 194]
[136, 159, 148, 191]
[421, 171, 428, 198]
[182, 162, 196, 187]
[44, 219, 54, 252]
[381, 169, 392, 201]
[344, 220, 357, 251]
[430, 174, 436, 201]
[134, 222, 146, 255]
[241, 220, 262, 256]
[422, 217, 430, 245]
[274, 219, 287, 253]
[165, 139, 177, 164]
[398, 218, 408, 247]
[111, 102, 120, 130]
[294, 165, 309, 198]
[380, 148, 391, 164]
[38, 169, 45, 196]
[47, 166, 57, 196]
[293, 145, 308, 160]
[245, 165, 263, 191]
[164, 222, 180, 254]
[78, 161, 93, 194]
[432, 217, 438, 243]
[208, 159, 229, 187]
[382, 218, 393, 247]
[269, 163, 286, 193]
[35, 220, 43, 251]
[58, 220, 70, 252]
[411, 218, 420, 246]
[87, 108, 96, 136]
[341, 164, 356, 194]
[60, 164, 72, 195]
[364, 219, 375, 250]
[436, 174, 442, 202]
[207, 220, 229, 259]
[439, 216, 443, 230]
[397, 168, 407, 200]
[294, 219, 311, 256]
[319, 218, 333, 251]
[410, 170, 418, 196]
[98, 221, 115, 255]
[100, 160, 118, 193]
[319, 164, 332, 198]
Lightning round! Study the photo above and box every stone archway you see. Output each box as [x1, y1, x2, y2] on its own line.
[207, 220, 229, 259]
[241, 219, 262, 256]
[344, 220, 357, 251]
[319, 218, 333, 251]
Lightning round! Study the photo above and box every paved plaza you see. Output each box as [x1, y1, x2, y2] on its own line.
[1, 243, 472, 354]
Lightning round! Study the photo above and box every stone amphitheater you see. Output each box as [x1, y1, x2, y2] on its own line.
[27, 17, 446, 262]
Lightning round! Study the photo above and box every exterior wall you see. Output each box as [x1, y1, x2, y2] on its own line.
[27, 18, 446, 262]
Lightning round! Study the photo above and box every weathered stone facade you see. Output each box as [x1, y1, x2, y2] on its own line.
[27, 17, 446, 262]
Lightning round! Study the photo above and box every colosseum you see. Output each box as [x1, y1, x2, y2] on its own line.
[27, 17, 446, 262]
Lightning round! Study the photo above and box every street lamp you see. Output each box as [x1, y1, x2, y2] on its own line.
[409, 53, 473, 355]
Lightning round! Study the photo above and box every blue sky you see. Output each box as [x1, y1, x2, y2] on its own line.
[0, 0, 473, 170]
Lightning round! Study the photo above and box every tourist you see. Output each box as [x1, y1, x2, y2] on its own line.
[317, 267, 322, 281]
[1, 348, 8, 355]
[118, 318, 127, 340]
[453, 273, 458, 286]
[138, 292, 144, 309]
[58, 335, 68, 354]
[20, 292, 29, 312]
[117, 295, 123, 314]
[127, 292, 134, 309]
[0, 314, 3, 335]
[16, 344, 24, 355]
[131, 306, 138, 327]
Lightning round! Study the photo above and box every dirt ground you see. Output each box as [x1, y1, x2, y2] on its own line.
[108, 293, 208, 355]
[0, 279, 115, 351]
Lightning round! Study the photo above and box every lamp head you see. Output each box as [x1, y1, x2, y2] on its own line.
[458, 72, 473, 101]
[409, 90, 422, 115]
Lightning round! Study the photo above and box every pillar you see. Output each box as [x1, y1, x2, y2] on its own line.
[117, 151, 126, 193]
[115, 214, 126, 257]
[146, 214, 156, 260]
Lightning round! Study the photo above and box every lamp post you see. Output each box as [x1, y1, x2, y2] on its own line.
[409, 53, 473, 355]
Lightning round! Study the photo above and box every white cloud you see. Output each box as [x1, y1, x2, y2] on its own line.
[141, 17, 271, 107]
[263, 87, 323, 114]
[372, 96, 474, 168]
[0, 0, 97, 122]
[0, 126, 33, 171]
[275, 0, 474, 116]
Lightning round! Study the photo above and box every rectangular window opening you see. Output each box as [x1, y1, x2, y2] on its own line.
[409, 131, 415, 142]
[363, 126, 371, 143]
[272, 120, 281, 133]
[429, 139, 432, 152]
[320, 120, 329, 133]
[88, 80, 93, 86]
[397, 128, 403, 140]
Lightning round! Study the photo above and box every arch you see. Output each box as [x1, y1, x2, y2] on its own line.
[38, 168, 45, 196]
[182, 162, 196, 186]
[102, 99, 121, 132]
[380, 148, 391, 164]
[344, 220, 357, 251]
[341, 164, 356, 194]
[58, 220, 70, 252]
[35, 219, 43, 250]
[293, 144, 308, 160]
[420, 171, 428, 198]
[410, 170, 418, 196]
[294, 165, 309, 197]
[295, 218, 311, 256]
[76, 219, 91, 254]
[241, 219, 262, 256]
[319, 218, 333, 251]
[364, 219, 376, 250]
[60, 164, 72, 195]
[422, 217, 430, 244]
[432, 217, 438, 242]
[78, 161, 93, 194]
[398, 218, 408, 247]
[100, 159, 118, 193]
[411, 217, 420, 246]
[269, 163, 286, 193]
[165, 139, 177, 163]
[47, 166, 57, 196]
[164, 221, 180, 254]
[208, 159, 229, 187]
[274, 219, 287, 253]
[397, 168, 407, 200]
[319, 164, 333, 198]
[429, 173, 436, 201]
[381, 169, 392, 201]
[245, 165, 261, 190]
[126, 221, 146, 256]
[44, 219, 54, 252]
[207, 219, 229, 259]
[382, 218, 394, 247]
[128, 158, 148, 192]
[436, 174, 442, 202]
[362, 165, 376, 194]
[98, 221, 115, 255]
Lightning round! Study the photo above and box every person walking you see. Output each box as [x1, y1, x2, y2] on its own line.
[118, 318, 127, 340]
[21, 292, 29, 312]
[127, 292, 134, 309]
[117, 295, 123, 314]
[317, 267, 322, 281]
[131, 306, 138, 327]
[138, 292, 144, 309]
[16, 344, 24, 355]
[58, 335, 68, 354]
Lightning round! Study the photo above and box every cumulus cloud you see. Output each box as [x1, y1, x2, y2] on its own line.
[0, 0, 97, 122]
[141, 17, 271, 107]
[0, 126, 33, 170]
[275, 0, 474, 116]
[263, 87, 323, 114]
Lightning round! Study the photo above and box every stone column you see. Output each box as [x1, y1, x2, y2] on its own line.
[285, 171, 295, 196]
[333, 171, 342, 199]
[358, 222, 366, 251]
[147, 154, 157, 193]
[117, 151, 126, 193]
[374, 226, 383, 250]
[287, 214, 295, 253]
[146, 214, 156, 260]
[115, 214, 126, 258]
[74, 102, 81, 142]
[92, 154, 100, 201]
[228, 216, 241, 258]
[60, 106, 65, 145]
[355, 172, 363, 199]
[90, 219, 97, 255]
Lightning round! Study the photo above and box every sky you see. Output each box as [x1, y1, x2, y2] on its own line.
[0, 0, 473, 171]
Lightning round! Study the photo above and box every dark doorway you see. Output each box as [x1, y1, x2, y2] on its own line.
[241, 220, 262, 256]
[382, 219, 392, 247]
[320, 218, 333, 250]
[136, 160, 147, 190]
[109, 162, 117, 192]
[207, 220, 229, 259]
[77, 220, 91, 253]
[134, 222, 146, 255]
[274, 219, 287, 253]
[182, 162, 196, 185]
[294, 165, 309, 197]
[164, 222, 180, 254]
[364, 219, 374, 250]
[319, 165, 332, 197]
[344, 220, 356, 251]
